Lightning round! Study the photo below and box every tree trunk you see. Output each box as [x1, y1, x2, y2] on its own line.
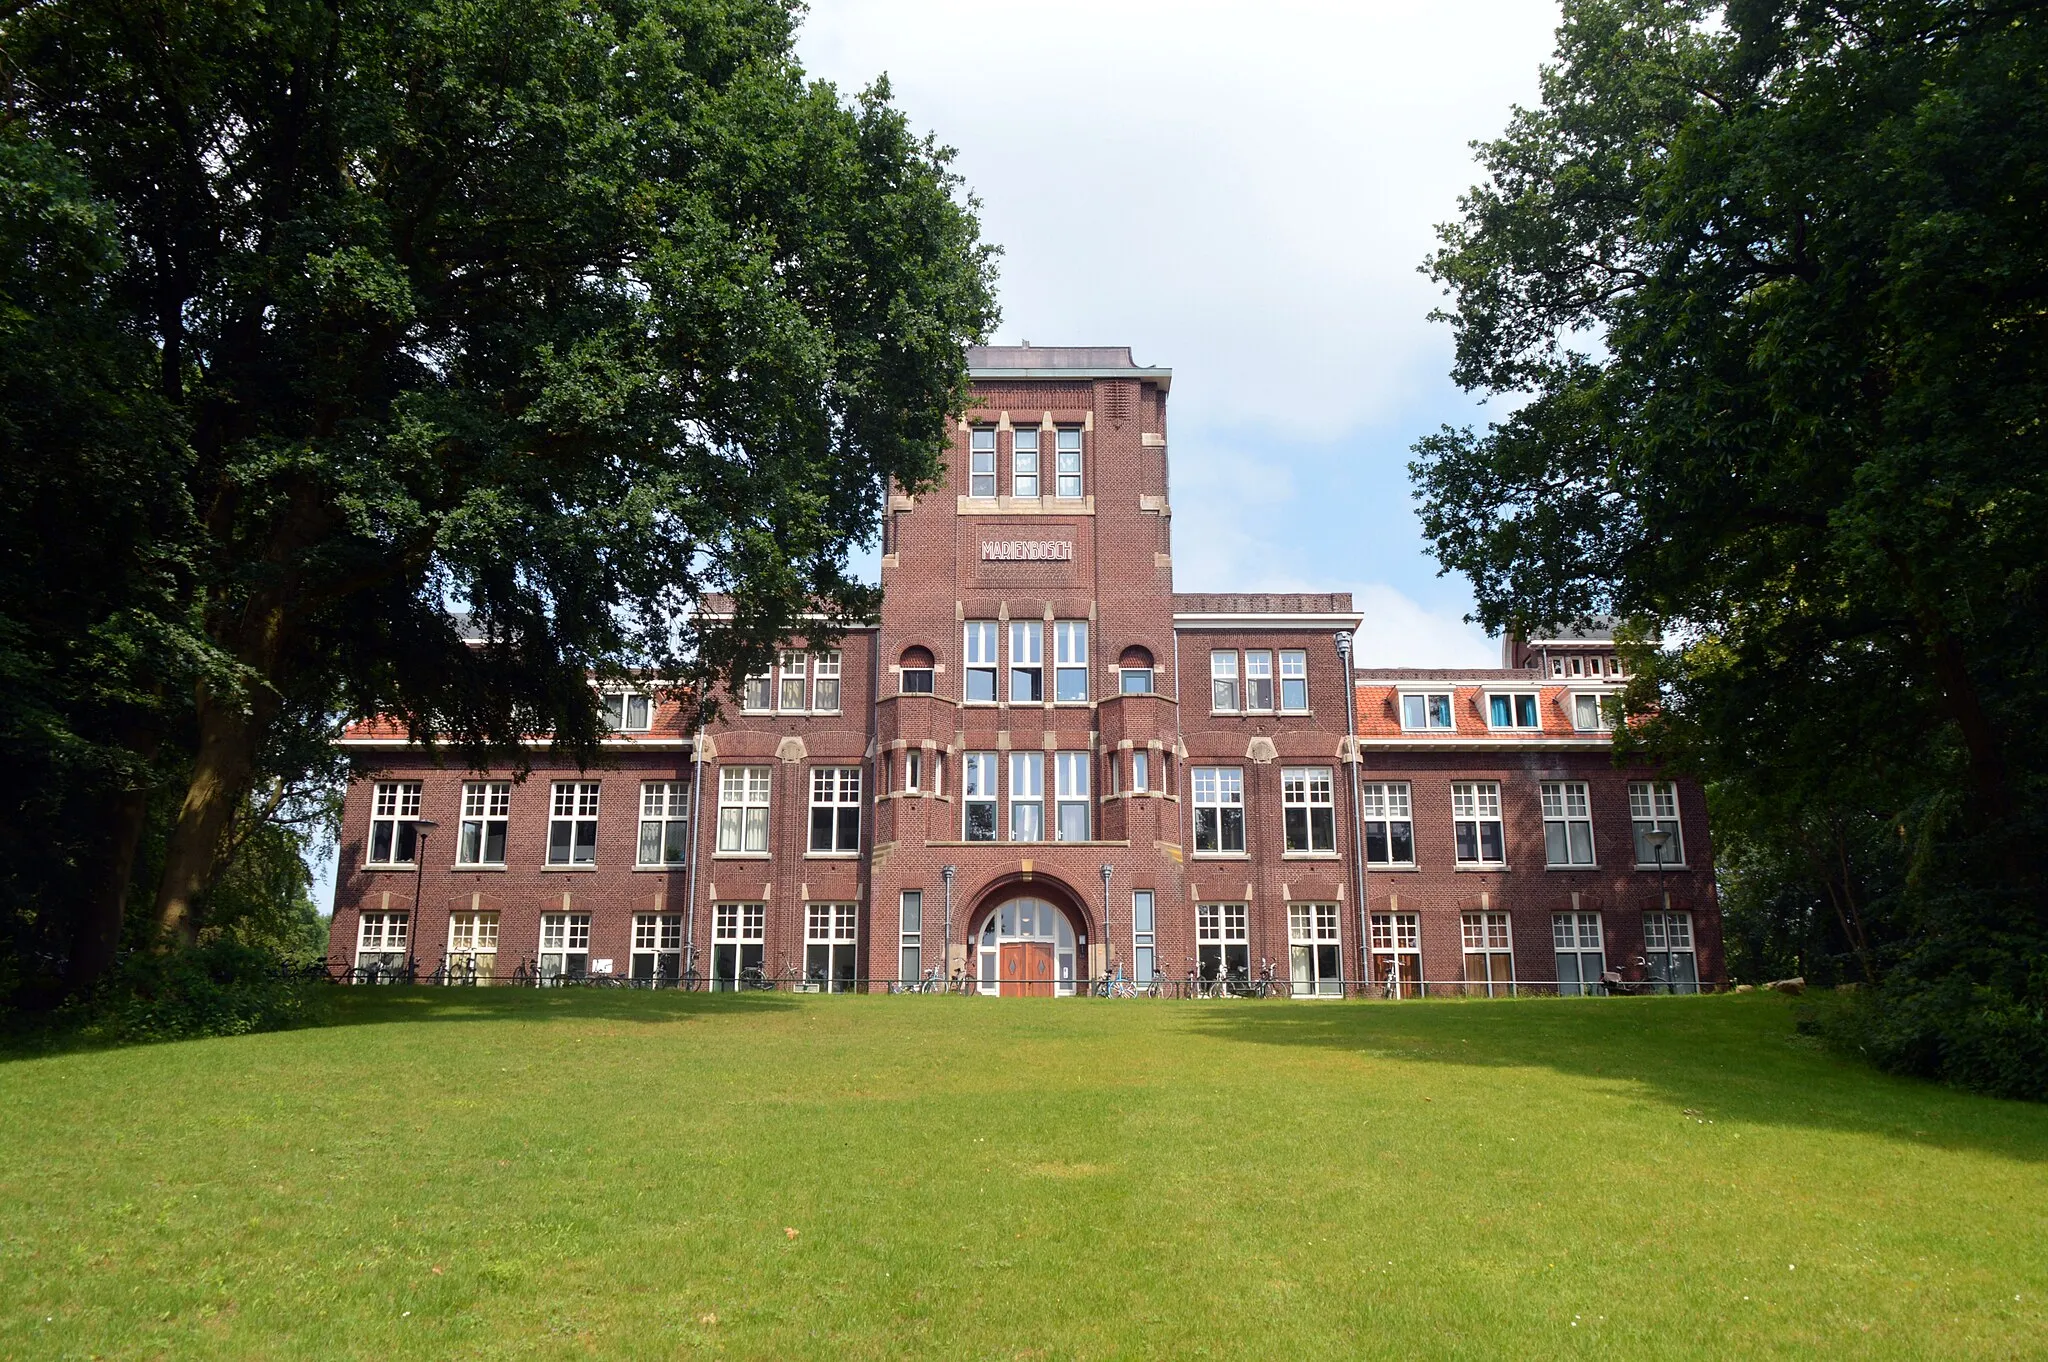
[66, 776, 155, 993]
[151, 679, 275, 947]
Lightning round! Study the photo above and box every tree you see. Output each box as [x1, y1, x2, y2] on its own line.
[3, 0, 997, 980]
[1411, 0, 2048, 1094]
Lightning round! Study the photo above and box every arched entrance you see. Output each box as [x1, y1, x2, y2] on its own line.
[970, 896, 1082, 996]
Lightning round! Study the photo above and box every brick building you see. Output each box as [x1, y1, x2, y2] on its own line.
[329, 346, 1720, 995]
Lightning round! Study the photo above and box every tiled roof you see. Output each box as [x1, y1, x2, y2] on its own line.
[338, 690, 696, 744]
[1353, 678, 1612, 740]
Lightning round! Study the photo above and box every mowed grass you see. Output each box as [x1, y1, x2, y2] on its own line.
[3, 993, 2045, 1359]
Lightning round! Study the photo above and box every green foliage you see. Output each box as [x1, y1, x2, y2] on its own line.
[53, 940, 324, 1048]
[1818, 972, 2048, 1103]
[1412, 0, 2048, 1094]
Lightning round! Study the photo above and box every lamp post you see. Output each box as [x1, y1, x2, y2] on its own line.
[1100, 863, 1114, 984]
[1335, 629, 1368, 993]
[941, 864, 957, 992]
[409, 819, 438, 983]
[1643, 827, 1672, 993]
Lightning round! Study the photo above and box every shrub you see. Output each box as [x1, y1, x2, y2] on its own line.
[1819, 972, 2048, 1104]
[61, 940, 325, 1046]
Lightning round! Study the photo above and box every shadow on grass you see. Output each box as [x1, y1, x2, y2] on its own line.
[315, 984, 802, 1031]
[1179, 993, 2048, 1163]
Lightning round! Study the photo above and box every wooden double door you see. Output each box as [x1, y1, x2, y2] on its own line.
[998, 941, 1056, 997]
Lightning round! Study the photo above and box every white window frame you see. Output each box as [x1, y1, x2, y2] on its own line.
[1553, 911, 1605, 996]
[1012, 426, 1040, 497]
[1370, 912, 1422, 993]
[1009, 620, 1044, 703]
[1192, 766, 1246, 855]
[1054, 751, 1090, 842]
[962, 752, 998, 841]
[1210, 650, 1239, 713]
[1279, 649, 1308, 712]
[1451, 781, 1506, 867]
[963, 621, 998, 703]
[1540, 780, 1596, 867]
[546, 781, 600, 866]
[637, 780, 690, 867]
[808, 766, 862, 855]
[1009, 751, 1044, 842]
[447, 910, 499, 982]
[1461, 911, 1515, 995]
[457, 780, 510, 866]
[630, 913, 683, 983]
[1244, 650, 1275, 712]
[1630, 781, 1685, 866]
[1131, 749, 1150, 794]
[1572, 692, 1610, 732]
[805, 902, 859, 992]
[740, 668, 773, 712]
[1054, 621, 1088, 702]
[1196, 902, 1250, 983]
[1400, 690, 1455, 731]
[716, 766, 772, 854]
[1281, 767, 1336, 854]
[1288, 902, 1343, 997]
[538, 911, 591, 980]
[1644, 910, 1699, 993]
[899, 890, 924, 983]
[811, 651, 841, 713]
[1361, 781, 1415, 866]
[902, 748, 924, 793]
[367, 781, 422, 866]
[1131, 889, 1156, 983]
[601, 689, 653, 732]
[778, 650, 809, 712]
[1055, 427, 1083, 498]
[355, 910, 410, 973]
[1486, 691, 1542, 730]
[969, 427, 997, 497]
[711, 902, 766, 990]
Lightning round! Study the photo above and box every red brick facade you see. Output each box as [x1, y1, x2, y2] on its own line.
[329, 347, 1720, 994]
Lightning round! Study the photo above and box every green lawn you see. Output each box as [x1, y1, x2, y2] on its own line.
[3, 992, 2044, 1359]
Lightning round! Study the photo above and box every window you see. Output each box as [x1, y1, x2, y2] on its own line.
[808, 766, 861, 853]
[1055, 427, 1083, 497]
[1461, 912, 1514, 995]
[900, 646, 935, 694]
[963, 753, 997, 841]
[1193, 767, 1246, 854]
[779, 650, 808, 711]
[539, 912, 591, 980]
[1010, 620, 1044, 702]
[1289, 903, 1343, 997]
[1244, 650, 1274, 711]
[805, 902, 858, 991]
[1280, 650, 1308, 711]
[1401, 692, 1454, 731]
[1370, 912, 1422, 995]
[638, 781, 690, 866]
[600, 690, 653, 732]
[1197, 902, 1250, 983]
[1132, 890, 1156, 983]
[1451, 781, 1506, 865]
[355, 911, 409, 975]
[1009, 752, 1044, 841]
[1644, 910, 1699, 993]
[547, 781, 600, 865]
[1055, 752, 1091, 842]
[812, 651, 841, 712]
[1572, 693, 1609, 731]
[630, 913, 682, 983]
[1541, 781, 1596, 867]
[1119, 645, 1154, 694]
[367, 781, 422, 865]
[1630, 781, 1684, 865]
[963, 622, 998, 702]
[1054, 621, 1088, 701]
[457, 781, 510, 866]
[903, 749, 924, 793]
[899, 891, 924, 983]
[711, 903, 765, 990]
[741, 669, 773, 712]
[1210, 651, 1239, 712]
[716, 766, 772, 854]
[1013, 426, 1039, 497]
[1553, 912, 1605, 996]
[1488, 692, 1541, 728]
[1361, 782, 1415, 865]
[969, 427, 996, 497]
[1282, 767, 1336, 853]
[1131, 749, 1150, 793]
[447, 911, 499, 982]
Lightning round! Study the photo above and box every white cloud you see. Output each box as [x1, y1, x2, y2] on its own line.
[1348, 584, 1498, 669]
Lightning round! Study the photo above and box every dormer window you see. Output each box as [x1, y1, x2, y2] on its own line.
[1488, 693, 1540, 729]
[602, 690, 652, 732]
[1400, 692, 1454, 731]
[1572, 693, 1610, 731]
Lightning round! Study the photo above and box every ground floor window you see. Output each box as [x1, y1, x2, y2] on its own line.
[631, 913, 683, 983]
[899, 891, 923, 983]
[1644, 910, 1699, 994]
[806, 902, 858, 992]
[976, 898, 1077, 996]
[447, 911, 499, 982]
[1553, 912, 1605, 995]
[1288, 902, 1342, 997]
[356, 911, 409, 979]
[1132, 890, 1157, 983]
[1196, 902, 1250, 984]
[1371, 912, 1422, 997]
[712, 903, 766, 990]
[1461, 911, 1515, 996]
[538, 913, 591, 980]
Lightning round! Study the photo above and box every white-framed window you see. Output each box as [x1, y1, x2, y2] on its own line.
[1400, 691, 1454, 731]
[1013, 426, 1040, 497]
[1197, 902, 1250, 982]
[711, 902, 765, 990]
[741, 668, 773, 712]
[1361, 782, 1414, 865]
[1644, 910, 1699, 993]
[600, 690, 653, 732]
[546, 781, 600, 865]
[367, 781, 422, 865]
[1193, 766, 1246, 854]
[1244, 650, 1275, 711]
[1055, 427, 1083, 497]
[963, 752, 997, 841]
[902, 748, 924, 793]
[1054, 751, 1090, 842]
[1131, 749, 1150, 793]
[899, 891, 923, 982]
[808, 766, 861, 854]
[1289, 902, 1342, 997]
[1488, 692, 1541, 728]
[1553, 911, 1605, 995]
[447, 911, 499, 982]
[1210, 650, 1239, 712]
[964, 621, 998, 702]
[1452, 781, 1506, 866]
[1282, 767, 1336, 853]
[899, 651, 935, 694]
[969, 427, 997, 497]
[812, 651, 841, 713]
[637, 781, 690, 866]
[1541, 781, 1596, 867]
[457, 781, 510, 866]
[630, 913, 682, 983]
[1370, 912, 1422, 994]
[1280, 649, 1308, 712]
[779, 650, 809, 711]
[355, 910, 409, 973]
[805, 902, 859, 991]
[1054, 621, 1088, 701]
[1010, 620, 1044, 703]
[539, 912, 591, 979]
[716, 766, 772, 854]
[1009, 751, 1044, 842]
[1461, 911, 1514, 994]
[1132, 890, 1156, 983]
[1629, 781, 1684, 866]
[1572, 692, 1610, 731]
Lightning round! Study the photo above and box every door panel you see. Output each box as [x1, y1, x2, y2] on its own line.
[999, 942, 1025, 997]
[1025, 942, 1054, 997]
